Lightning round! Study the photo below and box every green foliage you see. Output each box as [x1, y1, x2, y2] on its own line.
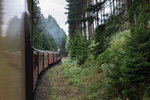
[88, 41, 99, 56]
[33, 0, 57, 51]
[65, 0, 150, 100]
[96, 1, 150, 99]
[96, 30, 130, 99]
[63, 65, 82, 85]
[120, 2, 150, 99]
[33, 27, 57, 50]
[69, 29, 88, 64]
[143, 98, 150, 100]
[79, 16, 95, 25]
[60, 33, 67, 56]
[66, 0, 86, 36]
[65, 36, 70, 52]
[85, 0, 106, 13]
[62, 58, 81, 85]
[62, 57, 107, 100]
[94, 12, 126, 57]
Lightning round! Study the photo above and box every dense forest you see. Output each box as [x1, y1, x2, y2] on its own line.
[33, 0, 67, 54]
[65, 0, 150, 99]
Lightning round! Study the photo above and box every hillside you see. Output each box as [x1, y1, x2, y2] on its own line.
[46, 15, 67, 55]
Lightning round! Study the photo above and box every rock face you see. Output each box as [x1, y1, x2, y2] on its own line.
[46, 15, 67, 56]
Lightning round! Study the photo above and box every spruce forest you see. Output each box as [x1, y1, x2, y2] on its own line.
[33, 0, 67, 55]
[64, 0, 150, 99]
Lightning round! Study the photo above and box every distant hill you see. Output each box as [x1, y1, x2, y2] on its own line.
[46, 15, 67, 56]
[33, 0, 67, 55]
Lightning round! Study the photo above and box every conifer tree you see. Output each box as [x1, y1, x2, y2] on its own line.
[120, 1, 150, 99]
[69, 29, 88, 64]
[66, 0, 84, 37]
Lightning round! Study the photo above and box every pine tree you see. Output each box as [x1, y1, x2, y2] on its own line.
[66, 0, 84, 36]
[70, 29, 88, 64]
[120, 1, 150, 99]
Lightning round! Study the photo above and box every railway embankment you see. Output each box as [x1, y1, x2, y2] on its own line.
[34, 57, 103, 100]
[34, 60, 81, 100]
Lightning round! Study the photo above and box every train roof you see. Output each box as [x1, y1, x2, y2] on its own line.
[32, 48, 58, 53]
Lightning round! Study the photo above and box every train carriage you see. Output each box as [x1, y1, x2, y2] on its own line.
[32, 48, 61, 92]
[54, 52, 57, 63]
[32, 49, 38, 91]
[55, 53, 58, 61]
[48, 51, 53, 64]
[44, 52, 48, 69]
[52, 52, 55, 63]
[38, 50, 43, 74]
[0, 0, 62, 100]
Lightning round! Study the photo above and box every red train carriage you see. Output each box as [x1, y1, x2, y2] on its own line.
[53, 52, 58, 63]
[48, 51, 53, 64]
[38, 50, 44, 73]
[44, 52, 48, 69]
[32, 49, 38, 91]
[53, 52, 55, 63]
[32, 48, 61, 91]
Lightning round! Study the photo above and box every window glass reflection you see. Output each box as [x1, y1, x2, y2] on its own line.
[0, 0, 26, 100]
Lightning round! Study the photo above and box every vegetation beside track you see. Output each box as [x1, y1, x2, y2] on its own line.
[46, 57, 106, 100]
[34, 57, 106, 100]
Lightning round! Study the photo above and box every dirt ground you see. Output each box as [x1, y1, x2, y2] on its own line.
[34, 63, 80, 100]
[33, 68, 51, 100]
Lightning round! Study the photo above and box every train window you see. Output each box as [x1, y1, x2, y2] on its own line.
[0, 0, 27, 100]
[33, 51, 38, 69]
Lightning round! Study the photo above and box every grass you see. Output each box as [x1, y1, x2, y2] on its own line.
[47, 61, 81, 100]
[46, 57, 108, 100]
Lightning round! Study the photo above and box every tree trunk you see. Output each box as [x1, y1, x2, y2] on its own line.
[113, 0, 115, 14]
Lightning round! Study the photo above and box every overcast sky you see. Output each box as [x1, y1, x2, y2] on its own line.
[39, 0, 68, 35]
